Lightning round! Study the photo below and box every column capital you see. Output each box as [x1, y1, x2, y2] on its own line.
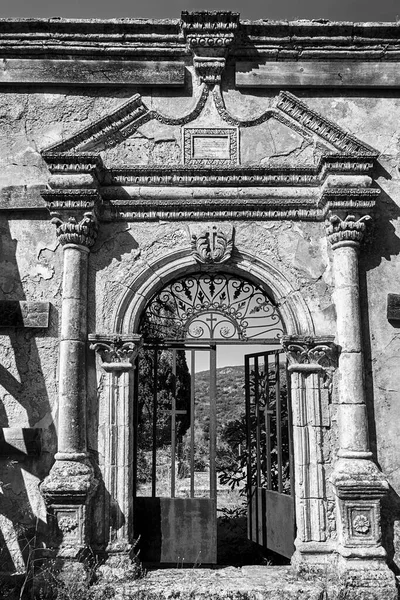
[42, 189, 102, 248]
[89, 334, 143, 371]
[325, 214, 371, 250]
[281, 335, 338, 372]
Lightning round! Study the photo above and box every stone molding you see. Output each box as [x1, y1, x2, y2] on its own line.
[89, 334, 143, 370]
[42, 189, 101, 247]
[2, 18, 400, 62]
[276, 92, 376, 156]
[326, 214, 372, 248]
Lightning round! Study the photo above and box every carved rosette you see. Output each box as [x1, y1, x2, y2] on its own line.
[281, 335, 338, 370]
[326, 214, 371, 249]
[89, 334, 143, 371]
[42, 189, 101, 248]
[181, 11, 239, 84]
[191, 225, 234, 264]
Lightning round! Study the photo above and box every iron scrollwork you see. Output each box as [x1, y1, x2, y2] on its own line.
[140, 272, 284, 342]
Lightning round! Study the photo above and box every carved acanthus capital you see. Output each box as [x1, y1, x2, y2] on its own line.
[42, 189, 102, 248]
[190, 224, 234, 264]
[89, 334, 143, 371]
[326, 214, 371, 249]
[281, 335, 338, 372]
[181, 11, 239, 84]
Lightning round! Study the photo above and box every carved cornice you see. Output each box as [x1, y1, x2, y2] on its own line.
[281, 335, 338, 371]
[89, 334, 143, 371]
[326, 214, 372, 249]
[42, 189, 101, 248]
[2, 18, 400, 62]
[106, 158, 374, 188]
[276, 92, 377, 157]
[190, 225, 234, 264]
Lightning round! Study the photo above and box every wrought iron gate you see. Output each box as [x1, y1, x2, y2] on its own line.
[245, 349, 295, 559]
[134, 344, 217, 565]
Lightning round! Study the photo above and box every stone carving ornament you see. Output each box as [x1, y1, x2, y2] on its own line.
[352, 514, 371, 534]
[191, 225, 233, 264]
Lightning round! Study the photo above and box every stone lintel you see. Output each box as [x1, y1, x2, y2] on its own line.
[0, 59, 185, 86]
[236, 61, 400, 88]
[0, 301, 50, 328]
[89, 334, 143, 368]
[0, 427, 42, 456]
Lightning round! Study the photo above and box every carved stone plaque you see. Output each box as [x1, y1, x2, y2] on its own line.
[192, 135, 230, 159]
[183, 127, 239, 167]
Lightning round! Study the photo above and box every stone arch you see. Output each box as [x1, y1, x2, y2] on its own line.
[114, 248, 315, 337]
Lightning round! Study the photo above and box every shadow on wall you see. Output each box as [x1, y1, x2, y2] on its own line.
[0, 218, 57, 576]
[359, 175, 400, 573]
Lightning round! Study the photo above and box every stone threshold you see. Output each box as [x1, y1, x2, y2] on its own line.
[111, 566, 326, 600]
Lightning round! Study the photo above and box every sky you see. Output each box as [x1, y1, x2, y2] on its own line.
[0, 0, 399, 22]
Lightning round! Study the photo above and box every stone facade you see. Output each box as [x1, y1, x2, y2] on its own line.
[0, 12, 400, 599]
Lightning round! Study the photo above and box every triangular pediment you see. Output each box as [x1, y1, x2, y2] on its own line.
[43, 88, 377, 165]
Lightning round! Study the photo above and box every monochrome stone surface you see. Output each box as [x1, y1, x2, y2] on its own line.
[0, 11, 399, 600]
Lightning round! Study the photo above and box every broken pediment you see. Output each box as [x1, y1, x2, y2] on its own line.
[43, 88, 377, 169]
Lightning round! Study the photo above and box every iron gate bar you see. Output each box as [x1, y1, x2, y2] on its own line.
[144, 339, 282, 347]
[171, 349, 177, 498]
[152, 347, 158, 498]
[255, 355, 261, 490]
[245, 354, 252, 541]
[265, 353, 272, 490]
[209, 344, 217, 500]
[275, 351, 283, 494]
[190, 350, 195, 499]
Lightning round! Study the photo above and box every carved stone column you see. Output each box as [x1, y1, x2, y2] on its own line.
[89, 334, 143, 570]
[326, 214, 396, 599]
[40, 190, 101, 558]
[282, 335, 337, 570]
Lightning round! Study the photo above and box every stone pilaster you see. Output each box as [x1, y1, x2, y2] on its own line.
[326, 214, 396, 599]
[89, 334, 142, 574]
[40, 189, 101, 558]
[282, 335, 338, 570]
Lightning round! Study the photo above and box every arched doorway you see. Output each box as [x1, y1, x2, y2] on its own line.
[133, 270, 295, 565]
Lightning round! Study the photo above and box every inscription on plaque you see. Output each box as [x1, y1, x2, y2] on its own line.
[192, 135, 230, 159]
[183, 127, 239, 166]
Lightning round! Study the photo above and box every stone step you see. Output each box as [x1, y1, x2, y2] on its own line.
[109, 566, 326, 600]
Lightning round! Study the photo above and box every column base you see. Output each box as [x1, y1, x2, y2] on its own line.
[292, 541, 337, 576]
[40, 459, 98, 558]
[97, 543, 142, 582]
[329, 556, 398, 600]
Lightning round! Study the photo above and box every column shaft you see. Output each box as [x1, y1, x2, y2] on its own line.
[57, 244, 89, 458]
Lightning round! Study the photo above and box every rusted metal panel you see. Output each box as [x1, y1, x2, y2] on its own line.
[265, 489, 295, 559]
[135, 497, 217, 564]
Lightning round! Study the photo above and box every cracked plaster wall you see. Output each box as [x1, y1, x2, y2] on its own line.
[0, 82, 400, 569]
